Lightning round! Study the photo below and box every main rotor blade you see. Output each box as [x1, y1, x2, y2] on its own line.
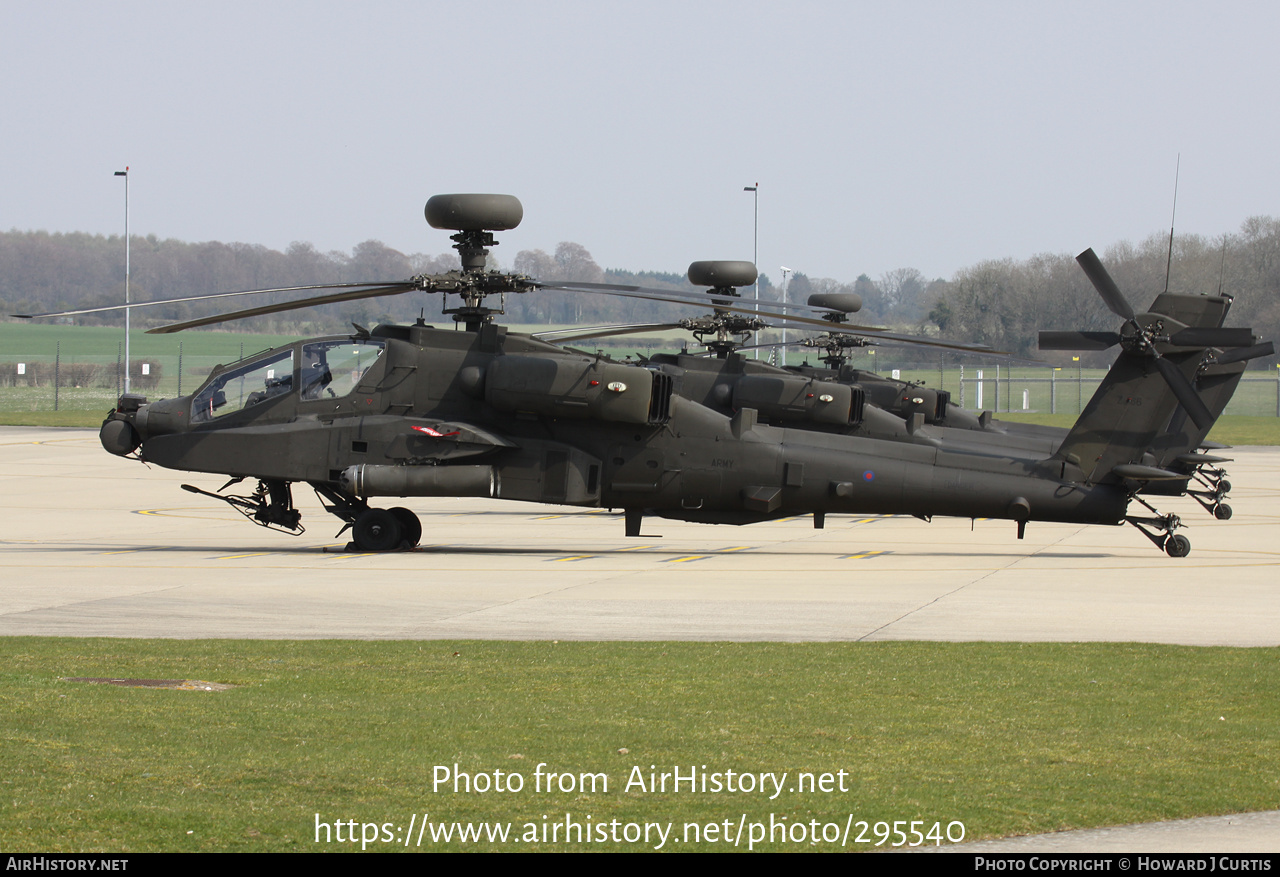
[13, 281, 409, 320]
[1038, 330, 1121, 351]
[1153, 355, 1214, 430]
[542, 281, 849, 318]
[535, 322, 684, 343]
[146, 283, 415, 334]
[820, 324, 1007, 355]
[541, 306, 1004, 355]
[856, 342, 1043, 364]
[540, 284, 889, 334]
[736, 337, 1042, 363]
[1212, 341, 1275, 365]
[1076, 248, 1135, 322]
[1168, 327, 1257, 348]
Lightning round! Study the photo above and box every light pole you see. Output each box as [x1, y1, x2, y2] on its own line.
[114, 167, 130, 394]
[743, 184, 758, 357]
[780, 266, 793, 367]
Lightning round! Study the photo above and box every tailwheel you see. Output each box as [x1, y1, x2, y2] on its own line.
[390, 507, 422, 547]
[1187, 465, 1233, 519]
[1164, 534, 1191, 558]
[1189, 483, 1232, 517]
[352, 508, 403, 552]
[1127, 496, 1190, 557]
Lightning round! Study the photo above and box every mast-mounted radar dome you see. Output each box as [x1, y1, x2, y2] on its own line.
[424, 194, 524, 231]
[687, 260, 757, 289]
[808, 292, 862, 315]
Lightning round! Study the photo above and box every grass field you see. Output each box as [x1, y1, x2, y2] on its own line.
[2, 638, 1278, 852]
[996, 414, 1280, 446]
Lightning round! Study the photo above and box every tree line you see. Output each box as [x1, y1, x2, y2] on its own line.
[2, 218, 1276, 368]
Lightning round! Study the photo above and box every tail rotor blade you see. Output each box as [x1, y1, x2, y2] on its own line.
[1076, 248, 1135, 322]
[1038, 330, 1120, 351]
[1213, 341, 1276, 366]
[1154, 355, 1214, 430]
[1168, 327, 1257, 348]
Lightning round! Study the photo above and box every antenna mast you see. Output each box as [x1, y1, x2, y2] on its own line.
[1217, 236, 1228, 297]
[1164, 154, 1180, 294]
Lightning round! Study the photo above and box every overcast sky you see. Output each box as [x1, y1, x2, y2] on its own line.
[3, 1, 1277, 286]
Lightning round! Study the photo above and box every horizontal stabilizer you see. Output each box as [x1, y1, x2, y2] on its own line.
[1112, 464, 1187, 482]
[1174, 453, 1231, 466]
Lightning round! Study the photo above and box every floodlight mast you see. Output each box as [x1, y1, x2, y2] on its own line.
[744, 183, 758, 357]
[780, 266, 793, 366]
[114, 167, 129, 393]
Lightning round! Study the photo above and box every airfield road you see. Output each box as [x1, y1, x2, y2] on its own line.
[1, 426, 1278, 644]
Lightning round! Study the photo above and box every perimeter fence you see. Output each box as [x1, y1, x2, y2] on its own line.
[2, 336, 1279, 417]
[0, 337, 268, 414]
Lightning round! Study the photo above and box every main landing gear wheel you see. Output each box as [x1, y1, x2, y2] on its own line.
[1214, 503, 1233, 521]
[390, 507, 422, 547]
[352, 508, 403, 552]
[1164, 534, 1191, 558]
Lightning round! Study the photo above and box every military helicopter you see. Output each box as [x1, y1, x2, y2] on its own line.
[28, 194, 1270, 556]
[545, 256, 1264, 529]
[534, 260, 1004, 444]
[540, 259, 1220, 488]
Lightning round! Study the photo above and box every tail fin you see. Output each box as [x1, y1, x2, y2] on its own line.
[1052, 292, 1241, 484]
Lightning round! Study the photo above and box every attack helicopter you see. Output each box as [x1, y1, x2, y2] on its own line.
[28, 194, 1270, 556]
[541, 259, 1234, 487]
[533, 259, 1003, 445]
[545, 254, 1267, 530]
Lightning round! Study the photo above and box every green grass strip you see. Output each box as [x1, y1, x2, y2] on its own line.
[2, 639, 1278, 852]
[994, 413, 1280, 446]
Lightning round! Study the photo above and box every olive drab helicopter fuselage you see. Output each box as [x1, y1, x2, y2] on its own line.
[76, 194, 1271, 556]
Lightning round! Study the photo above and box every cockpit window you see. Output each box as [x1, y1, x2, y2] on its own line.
[191, 349, 294, 422]
[299, 340, 385, 401]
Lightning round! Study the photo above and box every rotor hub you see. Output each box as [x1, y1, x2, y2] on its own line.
[417, 195, 534, 330]
[680, 313, 767, 358]
[801, 333, 872, 368]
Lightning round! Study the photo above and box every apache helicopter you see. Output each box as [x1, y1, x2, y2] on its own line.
[545, 257, 1267, 528]
[533, 260, 1003, 444]
[29, 194, 1270, 556]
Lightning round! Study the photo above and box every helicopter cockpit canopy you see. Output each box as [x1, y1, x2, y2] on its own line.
[191, 339, 386, 423]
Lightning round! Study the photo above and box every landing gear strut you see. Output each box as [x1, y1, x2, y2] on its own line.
[1186, 464, 1233, 521]
[312, 484, 422, 552]
[1126, 495, 1190, 557]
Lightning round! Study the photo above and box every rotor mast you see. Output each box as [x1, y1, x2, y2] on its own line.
[421, 194, 536, 332]
[802, 333, 872, 369]
[801, 292, 869, 368]
[685, 260, 764, 358]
